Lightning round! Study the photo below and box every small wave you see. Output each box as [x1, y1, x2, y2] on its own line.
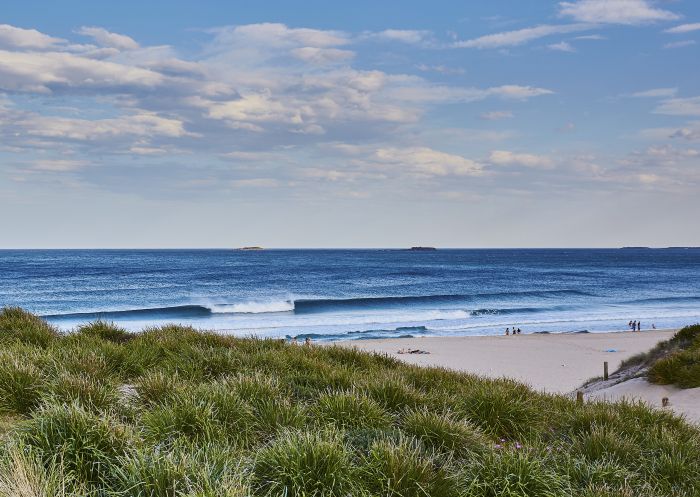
[43, 305, 212, 321]
[622, 296, 700, 305]
[288, 325, 432, 341]
[470, 307, 543, 317]
[210, 301, 294, 314]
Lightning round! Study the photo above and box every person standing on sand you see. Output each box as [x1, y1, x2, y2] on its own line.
[632, 320, 637, 331]
[629, 320, 633, 329]
[637, 321, 641, 331]
[505, 328, 510, 336]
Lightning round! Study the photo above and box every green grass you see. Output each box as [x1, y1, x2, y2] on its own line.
[0, 307, 699, 496]
[643, 324, 700, 388]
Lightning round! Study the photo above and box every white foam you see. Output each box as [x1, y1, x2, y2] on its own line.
[209, 301, 295, 314]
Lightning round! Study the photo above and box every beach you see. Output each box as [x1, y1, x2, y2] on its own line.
[339, 329, 700, 423]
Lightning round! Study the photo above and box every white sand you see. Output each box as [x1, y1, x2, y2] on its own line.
[339, 329, 700, 423]
[341, 330, 674, 393]
[587, 377, 700, 424]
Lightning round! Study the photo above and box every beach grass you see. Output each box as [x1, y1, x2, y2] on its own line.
[626, 324, 700, 389]
[0, 307, 699, 496]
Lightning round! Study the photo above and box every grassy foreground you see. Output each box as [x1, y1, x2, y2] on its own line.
[0, 308, 699, 496]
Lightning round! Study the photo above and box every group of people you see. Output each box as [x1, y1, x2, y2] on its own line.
[505, 327, 522, 336]
[628, 320, 656, 331]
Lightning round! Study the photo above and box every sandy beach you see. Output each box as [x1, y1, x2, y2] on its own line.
[340, 330, 674, 393]
[340, 329, 700, 423]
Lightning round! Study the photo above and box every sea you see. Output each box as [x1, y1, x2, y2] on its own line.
[1, 249, 699, 341]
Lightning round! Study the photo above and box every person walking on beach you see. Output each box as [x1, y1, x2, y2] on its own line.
[637, 321, 641, 332]
[632, 320, 637, 332]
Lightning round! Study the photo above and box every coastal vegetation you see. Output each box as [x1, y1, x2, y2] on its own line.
[646, 324, 700, 388]
[0, 307, 699, 496]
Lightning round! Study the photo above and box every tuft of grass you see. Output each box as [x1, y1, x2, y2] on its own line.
[0, 307, 58, 348]
[43, 372, 119, 412]
[313, 390, 391, 430]
[252, 429, 361, 497]
[0, 359, 45, 416]
[460, 448, 571, 497]
[360, 435, 456, 497]
[18, 402, 132, 492]
[401, 407, 487, 457]
[76, 320, 132, 344]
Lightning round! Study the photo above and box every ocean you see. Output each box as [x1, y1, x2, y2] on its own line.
[1, 249, 699, 340]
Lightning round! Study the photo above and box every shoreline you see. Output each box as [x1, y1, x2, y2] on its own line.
[336, 329, 676, 394]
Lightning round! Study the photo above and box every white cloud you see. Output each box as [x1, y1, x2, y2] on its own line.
[7, 111, 191, 142]
[454, 24, 591, 49]
[489, 150, 554, 168]
[548, 41, 576, 52]
[665, 23, 700, 34]
[559, 0, 679, 25]
[76, 26, 139, 50]
[480, 110, 514, 120]
[574, 34, 606, 40]
[32, 159, 88, 172]
[372, 29, 430, 44]
[373, 147, 483, 177]
[231, 178, 280, 188]
[0, 49, 163, 93]
[654, 97, 700, 117]
[630, 88, 677, 98]
[415, 64, 465, 75]
[664, 40, 696, 49]
[0, 24, 64, 50]
[290, 47, 355, 64]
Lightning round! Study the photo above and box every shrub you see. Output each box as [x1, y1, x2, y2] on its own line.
[252, 430, 361, 497]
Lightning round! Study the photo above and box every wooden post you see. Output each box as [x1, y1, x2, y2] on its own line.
[576, 391, 583, 404]
[662, 397, 669, 407]
[603, 361, 609, 381]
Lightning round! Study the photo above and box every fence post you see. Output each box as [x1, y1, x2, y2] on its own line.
[604, 361, 609, 381]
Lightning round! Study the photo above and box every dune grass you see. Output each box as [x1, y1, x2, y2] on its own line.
[647, 324, 700, 388]
[0, 307, 699, 496]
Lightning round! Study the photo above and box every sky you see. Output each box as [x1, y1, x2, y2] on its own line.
[0, 0, 699, 248]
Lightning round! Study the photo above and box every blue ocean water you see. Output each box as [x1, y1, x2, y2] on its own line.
[1, 249, 699, 340]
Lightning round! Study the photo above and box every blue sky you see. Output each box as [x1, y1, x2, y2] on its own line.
[1, 0, 699, 248]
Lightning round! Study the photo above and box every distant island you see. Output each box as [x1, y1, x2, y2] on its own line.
[409, 246, 437, 251]
[235, 246, 264, 251]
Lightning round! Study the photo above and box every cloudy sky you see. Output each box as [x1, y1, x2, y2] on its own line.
[1, 0, 699, 248]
